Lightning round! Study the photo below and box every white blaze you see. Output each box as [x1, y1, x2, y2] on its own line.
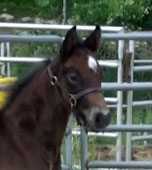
[88, 56, 97, 72]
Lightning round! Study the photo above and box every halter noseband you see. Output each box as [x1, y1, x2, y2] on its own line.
[47, 66, 102, 108]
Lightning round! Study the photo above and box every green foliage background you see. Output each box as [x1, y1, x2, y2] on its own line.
[1, 0, 152, 29]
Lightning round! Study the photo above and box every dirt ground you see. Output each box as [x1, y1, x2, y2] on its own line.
[91, 145, 152, 170]
[98, 145, 152, 161]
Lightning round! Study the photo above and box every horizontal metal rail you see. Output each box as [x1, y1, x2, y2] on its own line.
[134, 65, 152, 72]
[71, 125, 152, 133]
[133, 100, 152, 107]
[0, 23, 123, 32]
[108, 100, 152, 108]
[132, 135, 152, 141]
[0, 35, 63, 43]
[101, 82, 152, 91]
[105, 97, 118, 103]
[134, 60, 152, 64]
[1, 32, 152, 42]
[103, 32, 152, 41]
[105, 125, 152, 132]
[108, 104, 123, 108]
[87, 161, 152, 169]
[0, 57, 45, 63]
[98, 60, 118, 68]
[72, 129, 118, 138]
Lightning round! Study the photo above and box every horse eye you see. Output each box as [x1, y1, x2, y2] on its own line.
[67, 72, 78, 85]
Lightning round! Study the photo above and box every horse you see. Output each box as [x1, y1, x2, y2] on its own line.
[0, 26, 110, 170]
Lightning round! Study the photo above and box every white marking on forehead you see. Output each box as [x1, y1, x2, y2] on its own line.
[88, 55, 97, 72]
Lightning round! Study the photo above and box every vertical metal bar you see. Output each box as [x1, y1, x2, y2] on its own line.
[65, 115, 73, 169]
[6, 42, 11, 77]
[126, 41, 134, 161]
[80, 127, 88, 170]
[1, 42, 5, 76]
[144, 132, 148, 146]
[62, 0, 67, 24]
[116, 40, 124, 161]
[0, 42, 4, 57]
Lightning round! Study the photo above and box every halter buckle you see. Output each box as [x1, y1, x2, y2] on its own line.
[69, 94, 77, 108]
[50, 76, 57, 86]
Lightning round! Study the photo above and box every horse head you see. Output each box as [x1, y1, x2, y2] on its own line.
[50, 26, 110, 132]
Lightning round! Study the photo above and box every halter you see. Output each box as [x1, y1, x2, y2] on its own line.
[47, 66, 102, 108]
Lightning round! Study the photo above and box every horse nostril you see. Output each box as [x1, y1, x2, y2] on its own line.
[94, 110, 111, 128]
[95, 112, 103, 124]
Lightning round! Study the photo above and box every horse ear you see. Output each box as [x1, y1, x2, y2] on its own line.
[84, 25, 102, 52]
[60, 26, 78, 59]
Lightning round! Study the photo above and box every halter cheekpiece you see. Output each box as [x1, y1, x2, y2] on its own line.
[47, 66, 102, 109]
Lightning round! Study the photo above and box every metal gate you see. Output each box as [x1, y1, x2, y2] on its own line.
[1, 23, 152, 169]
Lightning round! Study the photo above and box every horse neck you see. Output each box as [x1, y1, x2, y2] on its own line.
[34, 64, 71, 147]
[3, 63, 71, 152]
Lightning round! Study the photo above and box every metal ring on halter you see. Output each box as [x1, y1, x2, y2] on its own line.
[50, 76, 58, 86]
[69, 94, 77, 108]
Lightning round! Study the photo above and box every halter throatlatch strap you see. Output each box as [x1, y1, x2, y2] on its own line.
[47, 66, 73, 106]
[47, 66, 102, 108]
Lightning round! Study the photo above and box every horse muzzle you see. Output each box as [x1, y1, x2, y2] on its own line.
[83, 107, 111, 132]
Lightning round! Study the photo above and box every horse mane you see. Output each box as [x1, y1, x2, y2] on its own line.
[0, 59, 50, 114]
